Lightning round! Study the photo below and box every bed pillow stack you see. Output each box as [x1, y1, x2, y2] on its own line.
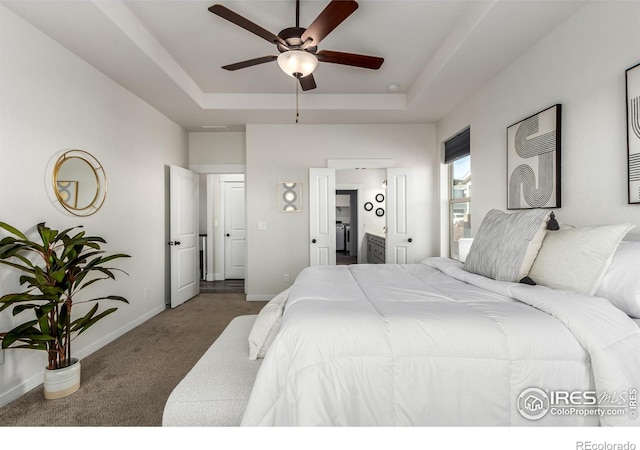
[248, 287, 289, 360]
[527, 223, 635, 296]
[464, 209, 550, 282]
[595, 240, 640, 318]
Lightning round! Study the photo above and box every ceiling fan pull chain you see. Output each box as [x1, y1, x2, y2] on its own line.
[296, 79, 300, 124]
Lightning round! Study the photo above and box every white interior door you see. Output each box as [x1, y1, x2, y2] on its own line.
[386, 168, 416, 264]
[169, 165, 200, 308]
[224, 181, 246, 279]
[309, 168, 336, 266]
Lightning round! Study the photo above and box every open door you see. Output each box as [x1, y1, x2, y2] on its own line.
[169, 165, 200, 308]
[309, 168, 336, 266]
[386, 168, 416, 264]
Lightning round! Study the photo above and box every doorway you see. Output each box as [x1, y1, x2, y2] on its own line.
[336, 189, 358, 265]
[197, 173, 246, 296]
[310, 166, 417, 266]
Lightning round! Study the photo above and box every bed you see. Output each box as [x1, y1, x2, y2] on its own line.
[241, 210, 640, 427]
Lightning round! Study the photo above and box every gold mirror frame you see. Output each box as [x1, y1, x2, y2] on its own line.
[53, 150, 107, 217]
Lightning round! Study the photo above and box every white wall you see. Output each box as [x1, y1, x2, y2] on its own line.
[246, 124, 437, 299]
[437, 1, 640, 253]
[198, 173, 208, 234]
[0, 6, 188, 406]
[189, 132, 246, 166]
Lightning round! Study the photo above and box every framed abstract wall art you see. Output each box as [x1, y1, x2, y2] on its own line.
[278, 181, 302, 212]
[507, 104, 561, 210]
[626, 62, 640, 204]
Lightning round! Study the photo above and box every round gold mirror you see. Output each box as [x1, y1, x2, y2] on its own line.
[53, 150, 107, 216]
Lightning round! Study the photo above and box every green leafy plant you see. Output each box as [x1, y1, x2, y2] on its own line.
[0, 222, 129, 370]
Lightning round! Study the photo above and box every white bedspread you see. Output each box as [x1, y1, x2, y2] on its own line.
[241, 259, 640, 426]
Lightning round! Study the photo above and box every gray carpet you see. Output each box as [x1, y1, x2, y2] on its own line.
[0, 293, 266, 426]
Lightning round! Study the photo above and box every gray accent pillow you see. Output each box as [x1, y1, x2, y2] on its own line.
[464, 209, 550, 282]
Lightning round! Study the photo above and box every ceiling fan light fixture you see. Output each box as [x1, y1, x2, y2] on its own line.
[277, 50, 318, 78]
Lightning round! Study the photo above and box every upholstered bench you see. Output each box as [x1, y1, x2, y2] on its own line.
[162, 314, 262, 426]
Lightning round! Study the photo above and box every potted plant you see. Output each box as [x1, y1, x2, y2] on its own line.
[0, 222, 129, 399]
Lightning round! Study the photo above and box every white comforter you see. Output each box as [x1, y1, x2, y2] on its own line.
[241, 258, 640, 426]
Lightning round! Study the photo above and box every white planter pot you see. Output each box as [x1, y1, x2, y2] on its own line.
[43, 359, 81, 400]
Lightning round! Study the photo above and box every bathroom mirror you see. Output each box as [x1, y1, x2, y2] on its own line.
[53, 150, 107, 216]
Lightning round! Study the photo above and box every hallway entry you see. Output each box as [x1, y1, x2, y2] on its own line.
[336, 189, 358, 265]
[200, 279, 244, 294]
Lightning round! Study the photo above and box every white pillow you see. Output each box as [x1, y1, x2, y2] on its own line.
[595, 241, 640, 318]
[464, 209, 550, 282]
[248, 288, 290, 360]
[528, 224, 635, 296]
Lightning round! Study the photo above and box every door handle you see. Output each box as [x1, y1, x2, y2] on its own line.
[226, 233, 230, 237]
[311, 239, 317, 244]
[168, 241, 181, 246]
[408, 238, 413, 243]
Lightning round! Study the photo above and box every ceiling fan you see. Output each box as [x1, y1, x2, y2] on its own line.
[208, 0, 384, 91]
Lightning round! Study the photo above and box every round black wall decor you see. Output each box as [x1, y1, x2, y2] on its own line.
[375, 208, 385, 217]
[364, 202, 373, 211]
[375, 193, 385, 202]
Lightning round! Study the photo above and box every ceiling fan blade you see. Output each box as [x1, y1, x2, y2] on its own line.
[208, 4, 287, 47]
[299, 73, 317, 91]
[222, 55, 277, 71]
[316, 50, 384, 70]
[301, 0, 358, 46]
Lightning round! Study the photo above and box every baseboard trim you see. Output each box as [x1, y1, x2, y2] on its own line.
[0, 304, 166, 408]
[73, 304, 166, 361]
[246, 295, 273, 301]
[0, 372, 44, 409]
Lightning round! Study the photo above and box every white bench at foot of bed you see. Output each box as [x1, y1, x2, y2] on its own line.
[162, 314, 261, 426]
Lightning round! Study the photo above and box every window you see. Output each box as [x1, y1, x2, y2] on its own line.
[444, 128, 471, 261]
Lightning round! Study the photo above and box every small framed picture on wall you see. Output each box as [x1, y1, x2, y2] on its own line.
[278, 181, 302, 212]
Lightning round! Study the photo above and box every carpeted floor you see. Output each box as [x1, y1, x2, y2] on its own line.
[0, 293, 265, 426]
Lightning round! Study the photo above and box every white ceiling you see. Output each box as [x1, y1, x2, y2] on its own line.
[1, 0, 587, 131]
